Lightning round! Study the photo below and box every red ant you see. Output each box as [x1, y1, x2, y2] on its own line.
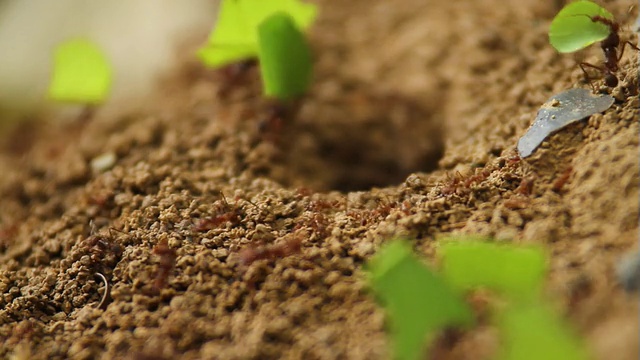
[193, 193, 245, 232]
[152, 238, 177, 292]
[579, 15, 639, 90]
[238, 233, 304, 266]
[440, 171, 465, 196]
[503, 198, 529, 210]
[256, 100, 304, 144]
[307, 198, 343, 212]
[552, 166, 573, 192]
[463, 168, 492, 188]
[515, 176, 535, 196]
[215, 58, 258, 97]
[82, 222, 124, 273]
[291, 212, 329, 238]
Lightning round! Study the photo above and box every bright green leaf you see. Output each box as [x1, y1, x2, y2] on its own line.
[198, 0, 317, 68]
[48, 39, 112, 104]
[257, 13, 312, 100]
[549, 0, 614, 53]
[367, 240, 474, 360]
[439, 240, 546, 300]
[197, 0, 256, 68]
[497, 303, 589, 360]
[238, 0, 317, 34]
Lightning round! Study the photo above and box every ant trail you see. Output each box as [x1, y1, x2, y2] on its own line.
[95, 272, 110, 310]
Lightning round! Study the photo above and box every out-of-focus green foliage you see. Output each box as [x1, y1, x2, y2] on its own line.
[366, 237, 589, 360]
[438, 239, 546, 300]
[366, 240, 474, 360]
[48, 39, 112, 104]
[497, 303, 590, 360]
[198, 0, 316, 68]
[257, 13, 312, 99]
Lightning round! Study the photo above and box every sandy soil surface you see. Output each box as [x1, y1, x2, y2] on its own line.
[0, 0, 638, 359]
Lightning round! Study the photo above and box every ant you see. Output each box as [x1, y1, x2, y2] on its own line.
[579, 15, 640, 90]
[256, 99, 304, 144]
[152, 238, 177, 292]
[82, 221, 124, 273]
[238, 232, 304, 266]
[515, 176, 535, 196]
[193, 193, 245, 232]
[214, 58, 258, 98]
[552, 166, 573, 193]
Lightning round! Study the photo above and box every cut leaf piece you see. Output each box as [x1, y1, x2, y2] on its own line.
[257, 13, 313, 99]
[48, 39, 112, 104]
[517, 88, 614, 158]
[497, 303, 589, 360]
[439, 240, 546, 300]
[197, 0, 256, 67]
[366, 240, 474, 360]
[238, 0, 317, 34]
[198, 0, 317, 68]
[549, 0, 613, 53]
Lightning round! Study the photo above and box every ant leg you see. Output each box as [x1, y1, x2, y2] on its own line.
[617, 40, 640, 62]
[579, 62, 606, 92]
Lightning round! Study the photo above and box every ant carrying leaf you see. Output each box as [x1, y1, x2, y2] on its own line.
[549, 1, 639, 91]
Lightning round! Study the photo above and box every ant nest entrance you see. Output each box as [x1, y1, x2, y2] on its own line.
[265, 79, 445, 192]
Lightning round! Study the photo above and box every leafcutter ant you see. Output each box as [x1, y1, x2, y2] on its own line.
[238, 232, 304, 266]
[215, 58, 258, 98]
[152, 238, 177, 292]
[82, 221, 124, 273]
[552, 166, 573, 192]
[193, 193, 243, 232]
[579, 15, 640, 90]
[515, 176, 535, 196]
[256, 99, 303, 144]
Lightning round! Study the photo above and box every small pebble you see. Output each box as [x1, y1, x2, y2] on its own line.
[90, 152, 117, 173]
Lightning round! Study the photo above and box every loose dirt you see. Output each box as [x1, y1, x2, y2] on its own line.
[0, 0, 638, 359]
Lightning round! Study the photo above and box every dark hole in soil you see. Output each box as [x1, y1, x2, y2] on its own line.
[268, 80, 445, 192]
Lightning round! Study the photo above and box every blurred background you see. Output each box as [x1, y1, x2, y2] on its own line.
[0, 0, 218, 124]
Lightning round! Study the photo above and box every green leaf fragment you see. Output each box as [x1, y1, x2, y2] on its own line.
[257, 13, 313, 99]
[497, 303, 590, 360]
[239, 0, 316, 34]
[439, 240, 546, 300]
[367, 240, 474, 360]
[198, 0, 317, 68]
[197, 0, 256, 67]
[48, 39, 112, 104]
[549, 0, 614, 53]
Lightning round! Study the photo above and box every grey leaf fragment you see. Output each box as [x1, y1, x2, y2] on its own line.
[616, 251, 640, 292]
[517, 88, 614, 158]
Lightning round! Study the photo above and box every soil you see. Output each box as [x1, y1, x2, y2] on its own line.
[0, 0, 638, 359]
